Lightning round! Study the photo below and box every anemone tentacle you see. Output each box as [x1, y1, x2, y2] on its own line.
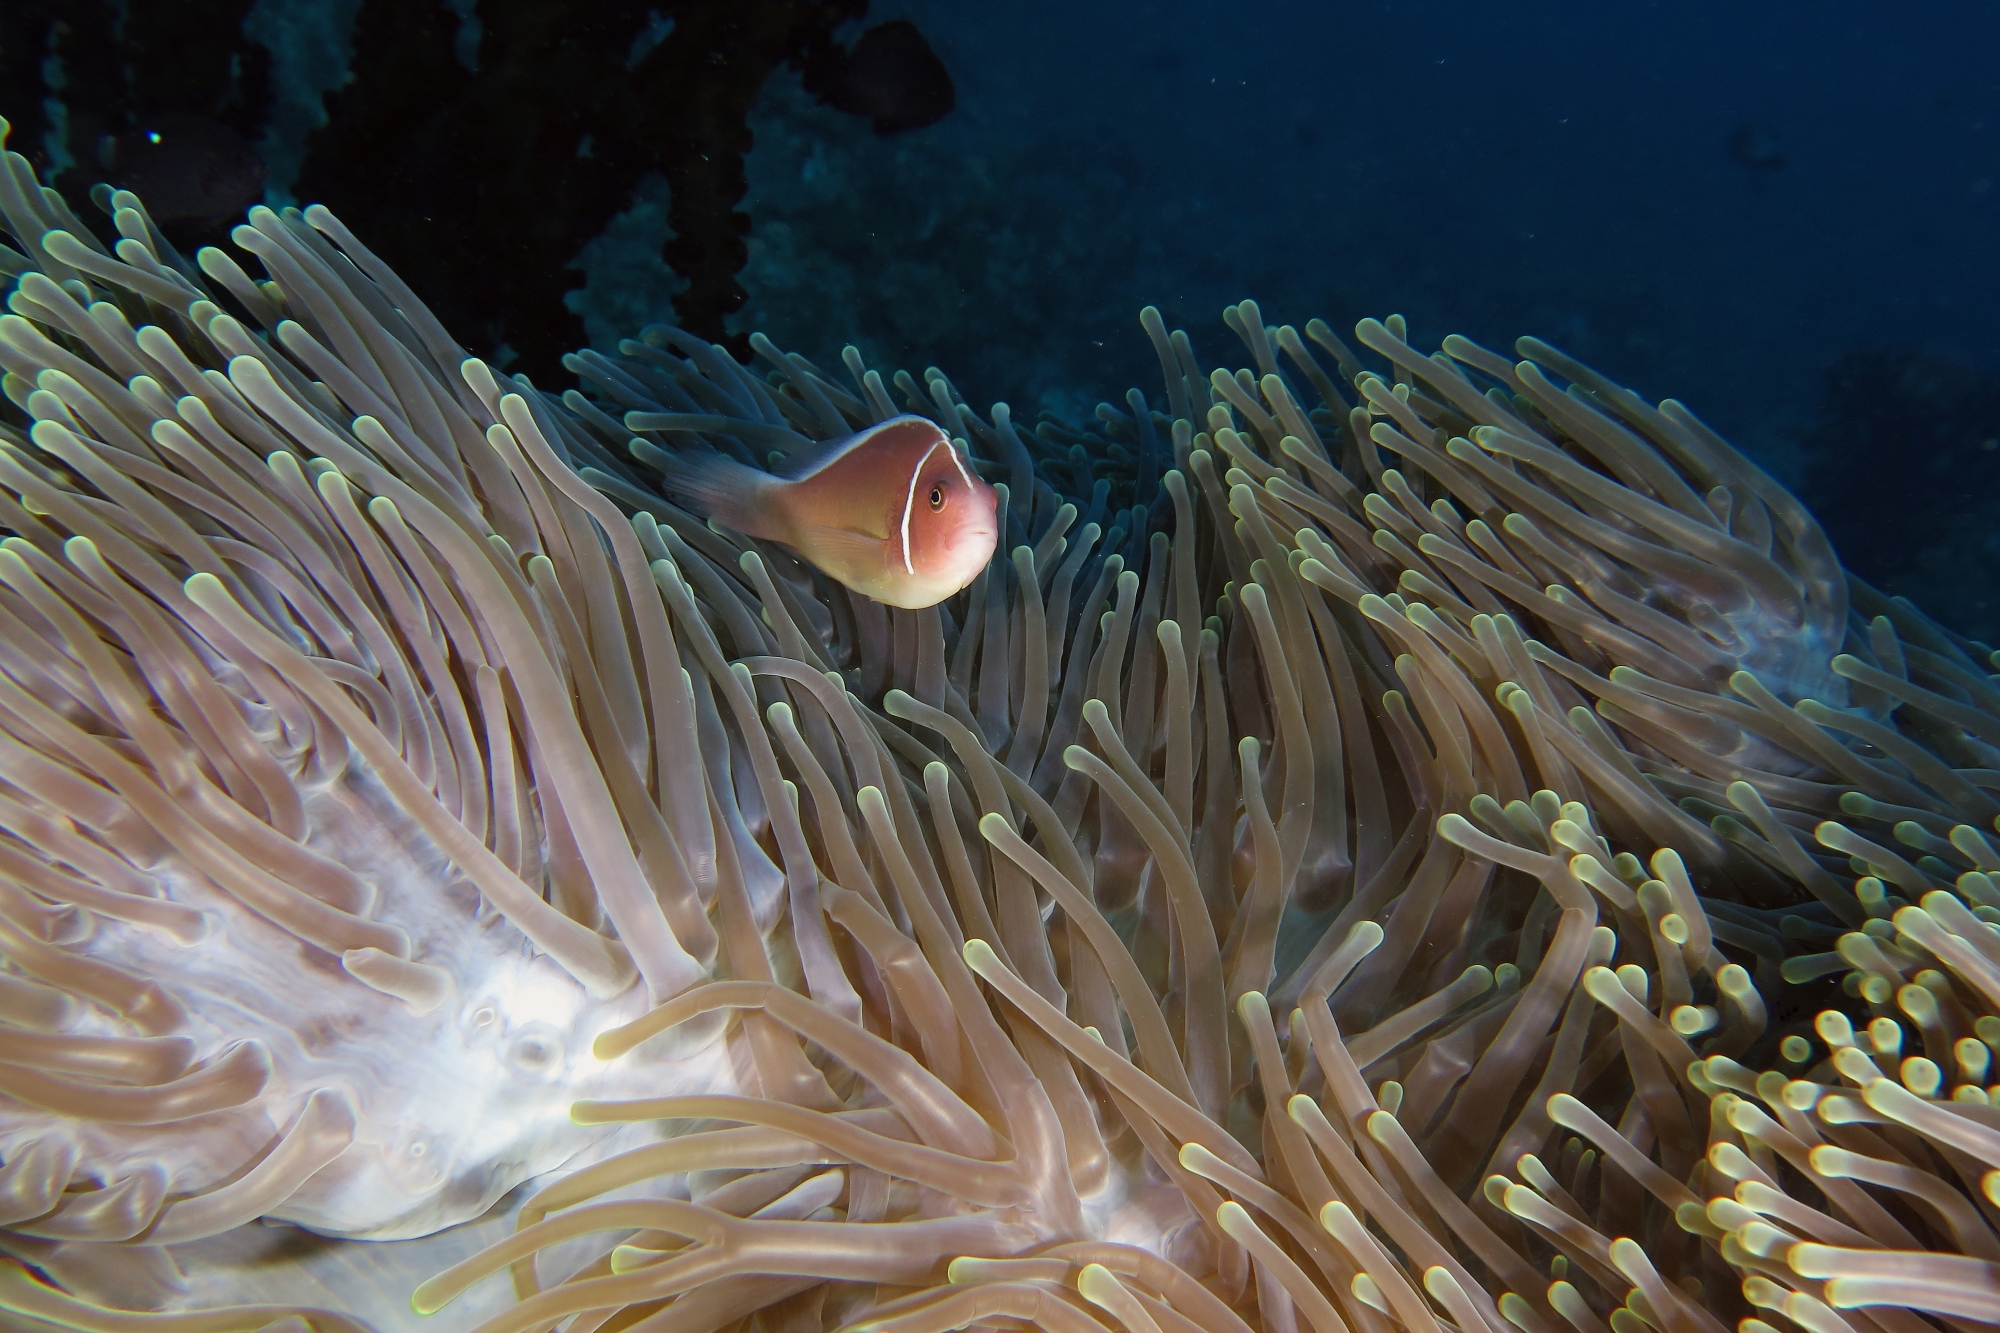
[2, 115, 1999, 1333]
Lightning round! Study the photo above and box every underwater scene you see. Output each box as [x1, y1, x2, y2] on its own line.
[0, 0, 1998, 1328]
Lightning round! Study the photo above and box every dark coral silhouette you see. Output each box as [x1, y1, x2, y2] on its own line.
[298, 2, 850, 372]
[0, 0, 271, 242]
[2, 0, 955, 377]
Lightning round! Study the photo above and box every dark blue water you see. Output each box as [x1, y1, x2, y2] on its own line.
[894, 0, 1999, 434]
[736, 0, 2000, 635]
[8, 0, 1999, 634]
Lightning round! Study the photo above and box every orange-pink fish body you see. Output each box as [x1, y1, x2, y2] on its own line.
[664, 415, 999, 609]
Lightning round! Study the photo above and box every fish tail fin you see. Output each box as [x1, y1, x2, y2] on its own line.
[655, 451, 779, 540]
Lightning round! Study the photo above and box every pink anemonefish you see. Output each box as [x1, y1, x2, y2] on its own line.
[661, 415, 999, 609]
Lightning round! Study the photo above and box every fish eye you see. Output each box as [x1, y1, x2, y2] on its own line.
[929, 484, 946, 511]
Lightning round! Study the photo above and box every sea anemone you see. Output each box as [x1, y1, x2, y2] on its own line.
[1, 116, 1998, 1333]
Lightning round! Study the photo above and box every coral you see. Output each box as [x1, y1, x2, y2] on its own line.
[3, 116, 2000, 1333]
[292, 0, 816, 370]
[0, 0, 964, 377]
[0, 0, 273, 185]
[0, 0, 272, 237]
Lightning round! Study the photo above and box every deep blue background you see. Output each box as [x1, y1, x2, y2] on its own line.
[23, 0, 2000, 632]
[713, 0, 1989, 634]
[889, 0, 1998, 440]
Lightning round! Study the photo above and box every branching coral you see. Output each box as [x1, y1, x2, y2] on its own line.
[0, 114, 1998, 1333]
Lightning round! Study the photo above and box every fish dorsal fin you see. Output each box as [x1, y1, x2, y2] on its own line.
[784, 415, 948, 485]
[760, 437, 841, 479]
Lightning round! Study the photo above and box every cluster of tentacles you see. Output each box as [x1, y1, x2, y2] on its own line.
[0, 114, 1998, 1333]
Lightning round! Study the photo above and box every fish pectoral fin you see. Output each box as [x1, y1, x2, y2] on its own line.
[796, 525, 891, 580]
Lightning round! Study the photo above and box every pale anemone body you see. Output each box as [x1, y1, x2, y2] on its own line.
[11, 768, 671, 1241]
[0, 123, 761, 1318]
[3, 118, 2000, 1333]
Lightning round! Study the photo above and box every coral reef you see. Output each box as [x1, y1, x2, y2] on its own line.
[0, 0, 272, 235]
[292, 0, 877, 372]
[3, 117, 2000, 1333]
[0, 0, 958, 378]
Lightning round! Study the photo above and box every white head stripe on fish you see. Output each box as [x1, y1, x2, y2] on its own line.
[945, 439, 976, 490]
[899, 437, 949, 576]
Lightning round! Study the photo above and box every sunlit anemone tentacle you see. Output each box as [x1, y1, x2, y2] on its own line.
[4, 113, 2000, 1333]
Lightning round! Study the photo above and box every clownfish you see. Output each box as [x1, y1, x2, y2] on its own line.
[659, 415, 999, 609]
